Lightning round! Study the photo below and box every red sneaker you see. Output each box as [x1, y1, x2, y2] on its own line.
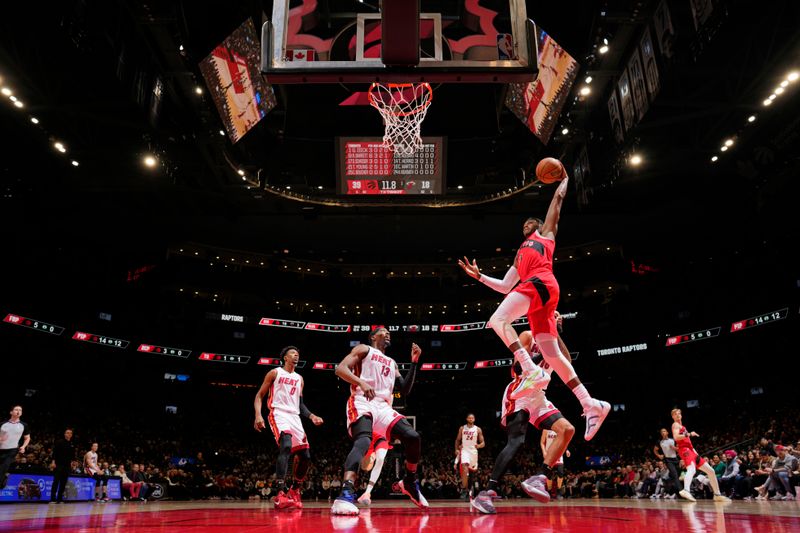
[288, 487, 303, 509]
[273, 490, 295, 510]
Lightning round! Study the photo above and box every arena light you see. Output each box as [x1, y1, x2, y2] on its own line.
[457, 185, 463, 190]
[0, 87, 11, 96]
[775, 87, 785, 95]
[194, 86, 203, 94]
[143, 155, 157, 167]
[237, 169, 245, 176]
[179, 45, 184, 51]
[724, 139, 734, 147]
[763, 99, 772, 106]
[13, 100, 23, 108]
[599, 45, 609, 54]
[720, 145, 728, 152]
[780, 80, 789, 88]
[219, 130, 225, 136]
[629, 154, 642, 166]
[241, 176, 246, 181]
[768, 94, 777, 100]
[788, 72, 799, 82]
[579, 86, 591, 96]
[9, 95, 17, 102]
[71, 160, 79, 167]
[53, 142, 66, 153]
[711, 156, 718, 162]
[584, 76, 593, 84]
[748, 115, 756, 122]
[561, 127, 569, 135]
[30, 116, 39, 124]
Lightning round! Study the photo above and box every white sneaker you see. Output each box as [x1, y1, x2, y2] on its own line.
[583, 400, 611, 441]
[331, 497, 360, 515]
[509, 369, 551, 400]
[679, 490, 696, 502]
[782, 494, 795, 501]
[713, 494, 731, 502]
[521, 474, 551, 503]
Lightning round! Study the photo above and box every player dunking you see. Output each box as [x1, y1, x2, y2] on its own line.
[254, 346, 324, 509]
[671, 408, 730, 502]
[331, 327, 425, 515]
[459, 176, 610, 440]
[455, 414, 484, 500]
[471, 330, 575, 514]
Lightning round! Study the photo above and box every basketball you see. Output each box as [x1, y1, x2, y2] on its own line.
[536, 157, 565, 184]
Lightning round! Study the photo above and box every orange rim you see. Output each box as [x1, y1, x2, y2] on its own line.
[368, 82, 433, 117]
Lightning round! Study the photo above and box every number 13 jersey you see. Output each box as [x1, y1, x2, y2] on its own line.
[352, 346, 397, 404]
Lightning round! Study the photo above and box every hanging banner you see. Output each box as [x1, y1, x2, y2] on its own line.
[627, 49, 649, 123]
[607, 90, 624, 144]
[618, 71, 635, 132]
[653, 0, 676, 59]
[640, 28, 660, 101]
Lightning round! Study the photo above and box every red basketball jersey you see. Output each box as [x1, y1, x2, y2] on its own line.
[676, 425, 694, 449]
[515, 230, 556, 281]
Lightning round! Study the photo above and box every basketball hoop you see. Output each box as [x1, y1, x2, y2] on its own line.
[368, 82, 433, 156]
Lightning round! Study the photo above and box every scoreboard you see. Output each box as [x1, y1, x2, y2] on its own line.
[336, 137, 445, 195]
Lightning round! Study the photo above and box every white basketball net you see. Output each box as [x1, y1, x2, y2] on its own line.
[368, 83, 433, 156]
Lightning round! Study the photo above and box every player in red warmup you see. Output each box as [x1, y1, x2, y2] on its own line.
[671, 409, 730, 502]
[459, 176, 610, 440]
[254, 346, 324, 509]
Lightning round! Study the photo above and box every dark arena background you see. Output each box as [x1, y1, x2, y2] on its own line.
[1, 1, 799, 532]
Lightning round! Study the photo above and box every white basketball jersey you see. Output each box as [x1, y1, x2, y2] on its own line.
[461, 425, 480, 451]
[269, 367, 301, 414]
[529, 340, 555, 376]
[544, 430, 564, 465]
[84, 451, 99, 474]
[352, 346, 397, 403]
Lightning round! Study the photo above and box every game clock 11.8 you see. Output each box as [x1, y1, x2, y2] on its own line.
[336, 137, 445, 195]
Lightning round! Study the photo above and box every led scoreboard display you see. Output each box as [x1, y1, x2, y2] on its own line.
[336, 137, 445, 195]
[665, 327, 721, 347]
[730, 308, 788, 332]
[72, 331, 129, 349]
[4, 313, 64, 336]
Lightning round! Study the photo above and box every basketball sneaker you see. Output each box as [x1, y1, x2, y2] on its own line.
[273, 490, 295, 510]
[357, 491, 372, 506]
[288, 487, 303, 509]
[713, 493, 732, 502]
[678, 490, 697, 502]
[331, 483, 359, 516]
[470, 490, 498, 514]
[582, 399, 611, 441]
[509, 368, 551, 400]
[398, 478, 429, 509]
[521, 474, 551, 503]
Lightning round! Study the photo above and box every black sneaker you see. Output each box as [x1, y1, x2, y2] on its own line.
[398, 478, 429, 509]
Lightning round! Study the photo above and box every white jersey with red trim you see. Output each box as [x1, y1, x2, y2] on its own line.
[268, 367, 302, 415]
[461, 425, 480, 451]
[544, 430, 564, 465]
[351, 346, 397, 403]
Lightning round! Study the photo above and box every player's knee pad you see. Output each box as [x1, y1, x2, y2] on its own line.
[278, 433, 293, 455]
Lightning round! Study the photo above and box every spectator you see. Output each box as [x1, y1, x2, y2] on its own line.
[718, 450, 740, 497]
[115, 464, 144, 501]
[130, 463, 151, 500]
[757, 445, 797, 500]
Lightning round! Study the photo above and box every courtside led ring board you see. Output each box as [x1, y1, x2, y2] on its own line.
[261, 0, 538, 84]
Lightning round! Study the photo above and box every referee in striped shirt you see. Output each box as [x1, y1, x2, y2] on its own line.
[0, 405, 30, 489]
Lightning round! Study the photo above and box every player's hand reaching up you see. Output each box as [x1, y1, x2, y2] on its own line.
[555, 176, 569, 198]
[411, 343, 422, 363]
[457, 256, 481, 280]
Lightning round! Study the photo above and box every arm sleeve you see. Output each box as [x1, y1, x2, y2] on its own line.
[298, 397, 312, 419]
[478, 266, 520, 294]
[395, 363, 419, 396]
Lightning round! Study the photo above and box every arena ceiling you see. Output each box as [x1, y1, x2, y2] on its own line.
[1, 0, 798, 265]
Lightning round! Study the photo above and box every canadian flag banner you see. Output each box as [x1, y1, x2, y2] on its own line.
[290, 49, 315, 62]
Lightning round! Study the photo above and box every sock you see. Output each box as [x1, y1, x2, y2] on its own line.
[572, 384, 593, 409]
[684, 464, 696, 493]
[405, 462, 418, 477]
[513, 347, 538, 374]
[487, 479, 499, 492]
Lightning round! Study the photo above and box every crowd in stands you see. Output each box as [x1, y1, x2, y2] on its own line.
[5, 403, 798, 503]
